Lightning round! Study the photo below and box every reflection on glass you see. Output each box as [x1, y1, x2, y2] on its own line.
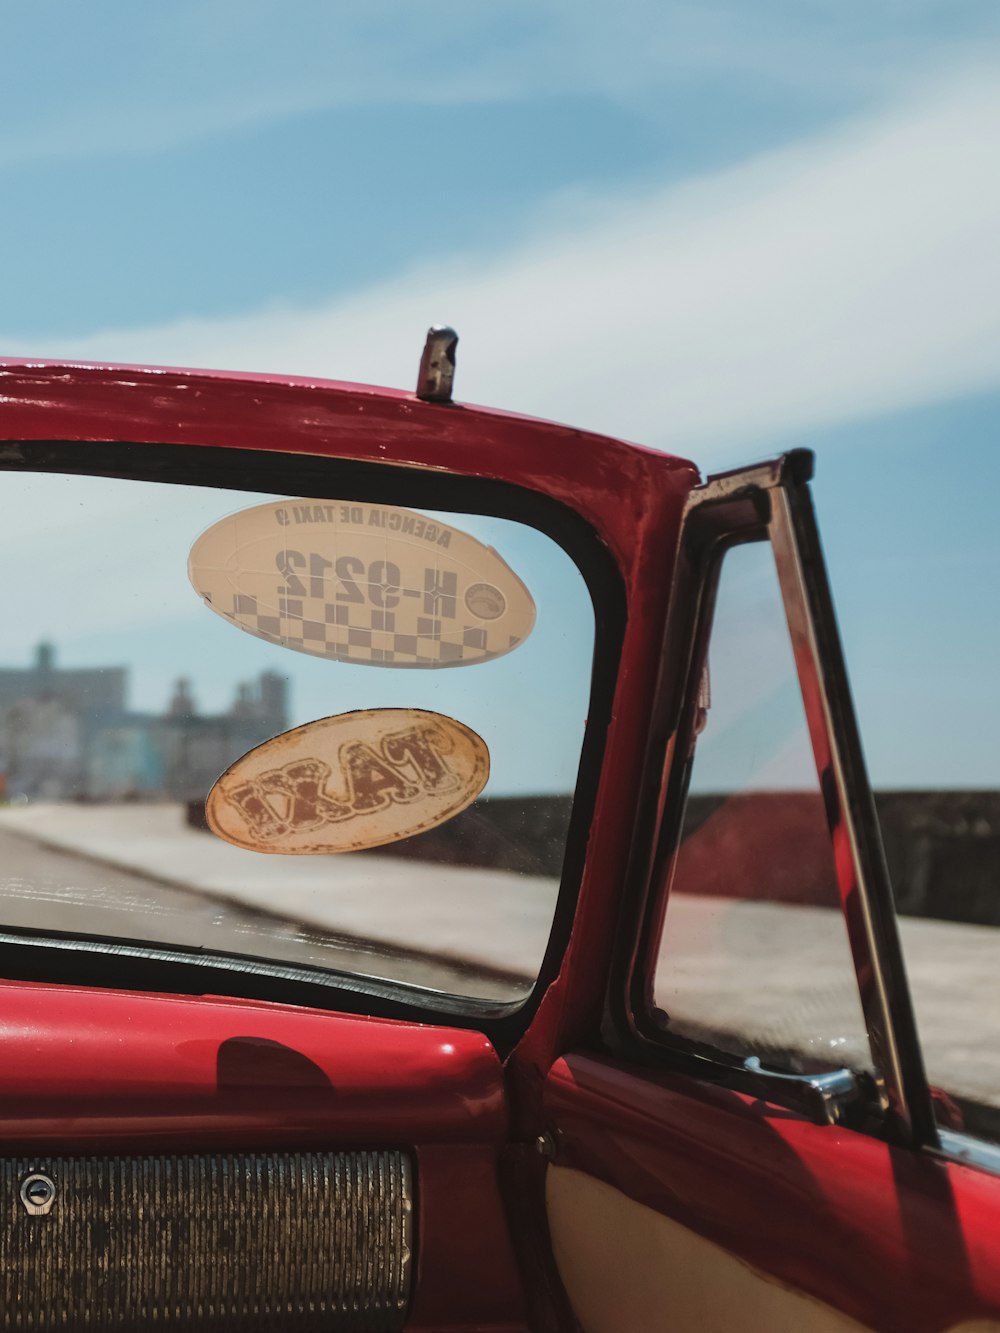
[0, 472, 595, 1002]
[654, 540, 872, 1075]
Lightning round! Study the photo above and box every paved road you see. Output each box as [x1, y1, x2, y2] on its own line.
[0, 802, 557, 991]
[0, 827, 520, 999]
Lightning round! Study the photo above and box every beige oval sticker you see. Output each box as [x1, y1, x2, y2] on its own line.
[189, 498, 536, 667]
[206, 708, 489, 855]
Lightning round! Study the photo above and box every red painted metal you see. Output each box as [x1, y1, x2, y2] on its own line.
[0, 359, 694, 577]
[496, 1143, 581, 1333]
[545, 1053, 1000, 1333]
[0, 980, 506, 1151]
[409, 1144, 528, 1332]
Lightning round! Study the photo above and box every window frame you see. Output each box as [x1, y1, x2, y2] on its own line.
[605, 451, 937, 1149]
[0, 437, 626, 1057]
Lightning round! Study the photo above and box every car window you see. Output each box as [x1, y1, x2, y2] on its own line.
[0, 467, 597, 1007]
[652, 538, 872, 1077]
[820, 452, 1000, 1146]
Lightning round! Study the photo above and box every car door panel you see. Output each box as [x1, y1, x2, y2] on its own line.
[547, 1166, 871, 1333]
[535, 457, 1000, 1332]
[544, 1053, 1000, 1333]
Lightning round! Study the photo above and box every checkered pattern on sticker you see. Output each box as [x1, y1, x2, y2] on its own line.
[227, 594, 518, 665]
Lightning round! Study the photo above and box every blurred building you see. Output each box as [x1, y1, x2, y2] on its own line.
[0, 642, 288, 802]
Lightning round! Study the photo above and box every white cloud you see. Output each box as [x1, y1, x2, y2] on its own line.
[9, 71, 1000, 462]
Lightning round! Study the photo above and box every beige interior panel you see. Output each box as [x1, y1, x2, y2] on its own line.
[546, 1165, 873, 1333]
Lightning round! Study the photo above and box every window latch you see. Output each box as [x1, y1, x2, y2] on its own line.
[741, 1056, 867, 1127]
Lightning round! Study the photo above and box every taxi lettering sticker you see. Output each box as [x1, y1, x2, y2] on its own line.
[206, 708, 490, 855]
[188, 499, 536, 667]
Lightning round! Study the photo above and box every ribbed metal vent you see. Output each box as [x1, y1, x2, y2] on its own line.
[0, 1150, 412, 1331]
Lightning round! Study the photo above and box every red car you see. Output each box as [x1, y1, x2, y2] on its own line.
[0, 331, 994, 1331]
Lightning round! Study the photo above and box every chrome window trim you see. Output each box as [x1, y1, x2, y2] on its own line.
[934, 1129, 1000, 1179]
[765, 475, 935, 1147]
[618, 451, 937, 1149]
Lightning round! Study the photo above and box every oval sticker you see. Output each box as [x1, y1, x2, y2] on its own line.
[189, 499, 536, 667]
[206, 708, 490, 855]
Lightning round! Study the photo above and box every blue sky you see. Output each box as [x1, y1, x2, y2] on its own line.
[4, 1, 1000, 788]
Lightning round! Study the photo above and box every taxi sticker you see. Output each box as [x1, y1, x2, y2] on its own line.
[206, 708, 490, 855]
[188, 498, 536, 667]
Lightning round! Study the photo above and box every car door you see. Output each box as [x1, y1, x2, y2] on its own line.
[0, 350, 702, 1331]
[538, 453, 1000, 1332]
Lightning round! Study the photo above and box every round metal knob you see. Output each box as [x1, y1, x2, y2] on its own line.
[20, 1172, 56, 1216]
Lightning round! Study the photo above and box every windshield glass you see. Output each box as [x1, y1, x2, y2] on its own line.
[0, 467, 596, 1004]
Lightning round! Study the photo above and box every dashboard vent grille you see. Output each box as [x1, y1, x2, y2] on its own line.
[0, 1150, 412, 1331]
